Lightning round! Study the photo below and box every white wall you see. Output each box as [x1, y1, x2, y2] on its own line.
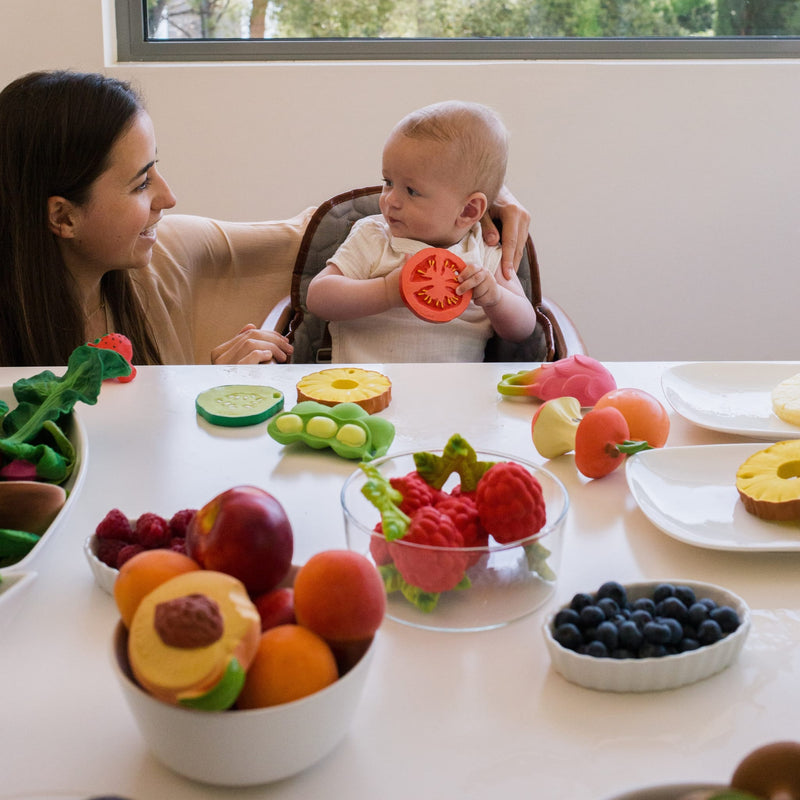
[3, 0, 799, 360]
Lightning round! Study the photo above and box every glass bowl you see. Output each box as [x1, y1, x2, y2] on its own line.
[341, 448, 569, 632]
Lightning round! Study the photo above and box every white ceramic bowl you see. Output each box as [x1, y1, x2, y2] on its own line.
[341, 448, 569, 632]
[0, 385, 87, 573]
[543, 580, 750, 692]
[84, 535, 119, 595]
[112, 622, 376, 786]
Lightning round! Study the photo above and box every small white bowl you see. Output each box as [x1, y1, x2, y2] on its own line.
[83, 535, 118, 595]
[543, 580, 750, 692]
[112, 622, 376, 786]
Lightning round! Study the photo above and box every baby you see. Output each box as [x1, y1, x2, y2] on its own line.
[306, 100, 537, 363]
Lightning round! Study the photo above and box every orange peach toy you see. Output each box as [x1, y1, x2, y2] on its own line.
[127, 570, 261, 710]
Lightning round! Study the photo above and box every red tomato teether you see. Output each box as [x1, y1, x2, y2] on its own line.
[399, 247, 472, 323]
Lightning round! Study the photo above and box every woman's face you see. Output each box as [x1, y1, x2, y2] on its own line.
[58, 110, 176, 276]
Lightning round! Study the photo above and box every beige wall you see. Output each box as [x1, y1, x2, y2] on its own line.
[3, 0, 799, 360]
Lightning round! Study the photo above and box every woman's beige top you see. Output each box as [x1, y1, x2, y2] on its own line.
[135, 208, 314, 364]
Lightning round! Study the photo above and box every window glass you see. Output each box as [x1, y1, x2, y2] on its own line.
[116, 0, 800, 59]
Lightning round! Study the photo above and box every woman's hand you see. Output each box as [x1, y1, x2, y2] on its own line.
[480, 186, 532, 280]
[210, 323, 293, 365]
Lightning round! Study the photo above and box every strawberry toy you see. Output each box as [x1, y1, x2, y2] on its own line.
[88, 333, 136, 382]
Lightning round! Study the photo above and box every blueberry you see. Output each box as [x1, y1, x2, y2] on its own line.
[630, 609, 653, 630]
[653, 583, 676, 603]
[579, 604, 606, 629]
[570, 592, 595, 612]
[554, 608, 581, 628]
[661, 617, 684, 645]
[675, 585, 697, 607]
[710, 605, 741, 633]
[697, 619, 723, 645]
[554, 623, 584, 651]
[596, 620, 619, 651]
[679, 638, 700, 652]
[658, 596, 689, 622]
[699, 597, 717, 611]
[688, 602, 710, 628]
[632, 597, 656, 615]
[618, 620, 644, 651]
[639, 642, 668, 658]
[585, 640, 609, 658]
[596, 581, 628, 608]
[597, 597, 620, 619]
[643, 621, 672, 645]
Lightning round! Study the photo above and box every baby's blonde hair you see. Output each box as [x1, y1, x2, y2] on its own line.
[394, 100, 509, 205]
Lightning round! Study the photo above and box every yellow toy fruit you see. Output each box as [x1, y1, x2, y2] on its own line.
[296, 368, 391, 414]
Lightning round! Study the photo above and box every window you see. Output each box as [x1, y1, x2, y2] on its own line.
[116, 0, 800, 60]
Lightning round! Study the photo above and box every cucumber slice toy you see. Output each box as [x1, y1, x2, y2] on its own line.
[195, 385, 284, 427]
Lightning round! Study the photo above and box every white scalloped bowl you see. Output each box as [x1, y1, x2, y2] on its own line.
[341, 448, 569, 632]
[83, 534, 119, 594]
[111, 621, 376, 786]
[0, 386, 87, 573]
[543, 580, 750, 692]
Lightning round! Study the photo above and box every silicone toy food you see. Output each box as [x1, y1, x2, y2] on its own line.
[87, 333, 136, 382]
[498, 354, 617, 405]
[195, 384, 283, 427]
[736, 440, 800, 521]
[361, 434, 552, 612]
[771, 372, 800, 426]
[268, 401, 395, 461]
[296, 368, 392, 414]
[399, 247, 471, 323]
[127, 570, 261, 709]
[531, 396, 583, 459]
[574, 406, 652, 479]
[594, 387, 670, 447]
[186, 486, 293, 597]
[679, 741, 800, 800]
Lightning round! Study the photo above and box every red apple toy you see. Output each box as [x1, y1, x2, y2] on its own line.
[186, 486, 293, 597]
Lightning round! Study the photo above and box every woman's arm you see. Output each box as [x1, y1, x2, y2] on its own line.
[479, 186, 532, 280]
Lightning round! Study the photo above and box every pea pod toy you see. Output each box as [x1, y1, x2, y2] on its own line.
[267, 401, 395, 461]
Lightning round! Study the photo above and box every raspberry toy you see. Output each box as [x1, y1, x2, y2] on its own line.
[135, 512, 171, 549]
[95, 508, 135, 542]
[475, 462, 546, 544]
[435, 494, 487, 567]
[390, 472, 439, 515]
[388, 506, 468, 593]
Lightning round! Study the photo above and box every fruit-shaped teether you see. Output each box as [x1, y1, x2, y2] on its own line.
[399, 247, 471, 323]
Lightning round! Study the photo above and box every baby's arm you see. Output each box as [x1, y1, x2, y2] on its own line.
[457, 262, 537, 342]
[307, 263, 403, 321]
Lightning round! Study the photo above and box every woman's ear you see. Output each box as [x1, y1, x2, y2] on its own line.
[458, 192, 488, 227]
[47, 196, 77, 238]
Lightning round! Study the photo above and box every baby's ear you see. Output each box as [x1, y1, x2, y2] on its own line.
[458, 192, 488, 227]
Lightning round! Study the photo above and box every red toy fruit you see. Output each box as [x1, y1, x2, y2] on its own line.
[399, 247, 471, 323]
[574, 406, 652, 479]
[186, 485, 294, 597]
[88, 333, 136, 382]
[593, 387, 670, 448]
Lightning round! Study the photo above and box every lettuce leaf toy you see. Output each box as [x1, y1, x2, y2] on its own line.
[0, 343, 130, 483]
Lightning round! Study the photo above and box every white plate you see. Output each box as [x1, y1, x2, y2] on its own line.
[600, 784, 723, 800]
[0, 385, 88, 573]
[661, 362, 800, 439]
[626, 443, 800, 552]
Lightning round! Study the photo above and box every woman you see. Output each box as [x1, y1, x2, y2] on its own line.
[0, 70, 302, 366]
[0, 70, 530, 367]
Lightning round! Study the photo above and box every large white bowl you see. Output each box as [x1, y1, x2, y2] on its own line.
[341, 448, 569, 632]
[0, 385, 87, 573]
[112, 622, 376, 786]
[543, 580, 750, 692]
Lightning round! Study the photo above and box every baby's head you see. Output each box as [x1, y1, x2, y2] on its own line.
[380, 101, 509, 247]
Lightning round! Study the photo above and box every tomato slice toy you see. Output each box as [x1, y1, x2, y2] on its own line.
[399, 247, 472, 323]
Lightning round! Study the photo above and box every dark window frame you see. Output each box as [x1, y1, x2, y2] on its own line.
[116, 0, 800, 61]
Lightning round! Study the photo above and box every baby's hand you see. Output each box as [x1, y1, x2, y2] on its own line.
[456, 263, 502, 309]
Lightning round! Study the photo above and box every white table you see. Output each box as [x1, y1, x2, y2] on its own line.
[1, 362, 799, 800]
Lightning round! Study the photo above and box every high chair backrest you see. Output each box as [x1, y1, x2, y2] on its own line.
[280, 186, 584, 364]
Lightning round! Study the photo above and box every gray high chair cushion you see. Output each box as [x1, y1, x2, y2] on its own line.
[286, 186, 555, 364]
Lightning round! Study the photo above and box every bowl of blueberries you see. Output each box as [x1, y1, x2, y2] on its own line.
[543, 579, 750, 692]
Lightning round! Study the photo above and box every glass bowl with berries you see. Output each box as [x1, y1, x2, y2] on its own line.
[340, 434, 569, 632]
[543, 579, 751, 692]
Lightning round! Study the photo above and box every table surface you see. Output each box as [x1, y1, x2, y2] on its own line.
[1, 361, 799, 800]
